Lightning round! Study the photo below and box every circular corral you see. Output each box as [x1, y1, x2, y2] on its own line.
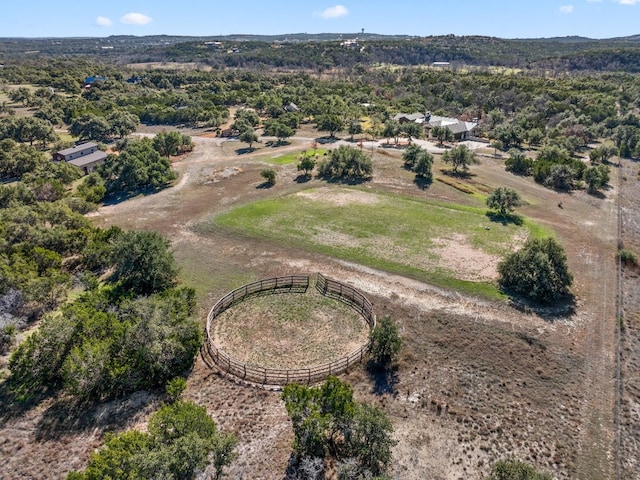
[204, 273, 376, 386]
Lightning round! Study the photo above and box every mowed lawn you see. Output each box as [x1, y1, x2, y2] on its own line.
[202, 187, 549, 299]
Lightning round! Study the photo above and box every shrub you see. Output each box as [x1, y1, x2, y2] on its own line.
[367, 316, 402, 367]
[67, 401, 237, 480]
[261, 168, 277, 185]
[498, 237, 573, 303]
[619, 249, 638, 266]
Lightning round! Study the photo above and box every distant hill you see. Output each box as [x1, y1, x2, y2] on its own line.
[1, 33, 639, 73]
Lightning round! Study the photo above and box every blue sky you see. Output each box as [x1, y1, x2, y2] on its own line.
[1, 0, 639, 39]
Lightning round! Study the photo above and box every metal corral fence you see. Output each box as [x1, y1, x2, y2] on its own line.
[204, 273, 376, 386]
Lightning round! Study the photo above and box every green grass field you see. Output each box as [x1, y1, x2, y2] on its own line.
[199, 187, 551, 299]
[264, 148, 327, 165]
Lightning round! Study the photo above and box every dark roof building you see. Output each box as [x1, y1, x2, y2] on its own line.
[52, 142, 107, 174]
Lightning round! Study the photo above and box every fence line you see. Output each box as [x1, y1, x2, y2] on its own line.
[204, 273, 376, 386]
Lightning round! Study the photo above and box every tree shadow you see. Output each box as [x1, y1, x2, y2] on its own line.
[295, 174, 312, 184]
[101, 185, 166, 206]
[256, 182, 275, 189]
[235, 147, 255, 155]
[315, 136, 339, 145]
[587, 189, 607, 199]
[0, 380, 55, 428]
[265, 140, 291, 148]
[321, 175, 372, 186]
[506, 290, 577, 321]
[440, 169, 475, 179]
[413, 176, 433, 190]
[485, 211, 524, 226]
[34, 391, 157, 441]
[367, 362, 399, 395]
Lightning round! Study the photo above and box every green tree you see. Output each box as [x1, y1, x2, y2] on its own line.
[152, 131, 182, 158]
[486, 187, 522, 216]
[239, 128, 259, 150]
[70, 114, 111, 142]
[498, 237, 573, 303]
[348, 121, 363, 141]
[505, 149, 533, 176]
[264, 120, 294, 144]
[382, 120, 400, 145]
[367, 316, 402, 368]
[318, 145, 373, 180]
[261, 168, 277, 185]
[282, 377, 395, 477]
[412, 150, 434, 181]
[76, 173, 106, 204]
[68, 401, 237, 480]
[107, 110, 138, 138]
[100, 138, 176, 194]
[442, 144, 479, 174]
[111, 230, 178, 295]
[316, 114, 344, 138]
[589, 144, 617, 164]
[431, 125, 454, 146]
[297, 154, 316, 177]
[400, 122, 422, 144]
[402, 144, 423, 169]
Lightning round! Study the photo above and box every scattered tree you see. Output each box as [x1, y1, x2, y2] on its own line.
[316, 114, 344, 138]
[431, 125, 454, 146]
[498, 237, 573, 303]
[297, 154, 316, 177]
[442, 144, 479, 174]
[505, 149, 533, 176]
[367, 316, 402, 368]
[261, 168, 277, 186]
[239, 128, 259, 150]
[486, 187, 522, 216]
[318, 145, 373, 180]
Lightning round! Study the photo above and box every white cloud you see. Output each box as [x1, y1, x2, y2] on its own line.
[95, 16, 113, 27]
[315, 5, 349, 19]
[120, 13, 153, 25]
[616, 0, 640, 4]
[559, 5, 575, 12]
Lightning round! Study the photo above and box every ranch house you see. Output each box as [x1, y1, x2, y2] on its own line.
[52, 142, 107, 174]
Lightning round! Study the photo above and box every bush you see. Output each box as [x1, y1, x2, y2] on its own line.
[487, 459, 552, 480]
[67, 401, 237, 480]
[367, 316, 402, 367]
[318, 145, 373, 180]
[282, 377, 395, 477]
[166, 377, 187, 403]
[261, 168, 277, 185]
[619, 249, 638, 266]
[498, 237, 573, 303]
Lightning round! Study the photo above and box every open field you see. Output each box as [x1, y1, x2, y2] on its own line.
[202, 186, 546, 299]
[0, 123, 623, 480]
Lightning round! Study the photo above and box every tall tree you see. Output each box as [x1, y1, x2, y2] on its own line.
[486, 187, 522, 216]
[111, 230, 178, 295]
[431, 125, 454, 146]
[316, 114, 344, 138]
[442, 144, 479, 174]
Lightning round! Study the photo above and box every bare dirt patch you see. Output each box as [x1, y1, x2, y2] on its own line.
[212, 289, 369, 369]
[432, 233, 501, 281]
[295, 187, 381, 207]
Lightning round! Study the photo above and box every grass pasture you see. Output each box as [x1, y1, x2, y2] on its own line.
[263, 148, 327, 165]
[201, 186, 548, 299]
